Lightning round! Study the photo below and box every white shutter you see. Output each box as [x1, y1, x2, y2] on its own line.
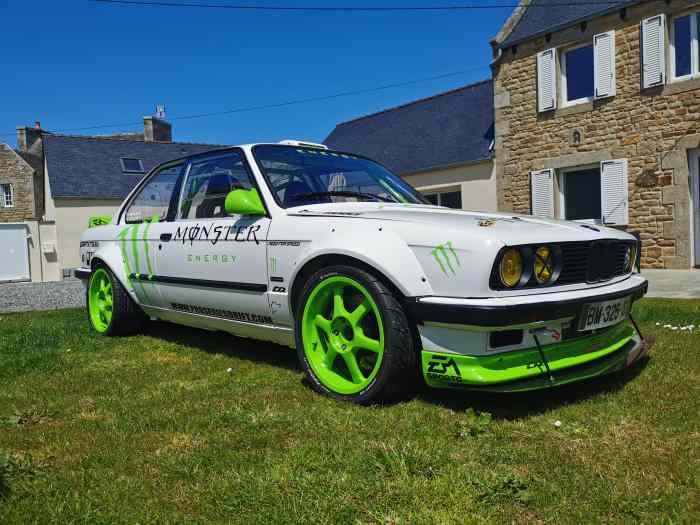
[537, 49, 557, 112]
[530, 169, 554, 218]
[641, 14, 666, 89]
[594, 30, 616, 99]
[600, 159, 629, 225]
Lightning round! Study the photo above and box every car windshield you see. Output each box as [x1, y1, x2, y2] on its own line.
[253, 145, 428, 208]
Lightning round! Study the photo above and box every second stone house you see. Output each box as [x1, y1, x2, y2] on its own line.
[492, 0, 700, 268]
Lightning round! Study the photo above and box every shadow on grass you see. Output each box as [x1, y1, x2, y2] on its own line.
[140, 320, 649, 419]
[144, 321, 301, 372]
[417, 358, 649, 420]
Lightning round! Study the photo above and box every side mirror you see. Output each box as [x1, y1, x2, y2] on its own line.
[225, 188, 266, 216]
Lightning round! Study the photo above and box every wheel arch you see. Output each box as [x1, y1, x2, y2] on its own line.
[290, 253, 408, 316]
[89, 254, 137, 303]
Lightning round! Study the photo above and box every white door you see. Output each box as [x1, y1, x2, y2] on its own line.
[155, 150, 272, 322]
[0, 224, 30, 282]
[691, 149, 700, 267]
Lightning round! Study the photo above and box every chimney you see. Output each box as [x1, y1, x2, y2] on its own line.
[17, 124, 43, 153]
[16, 123, 46, 219]
[143, 116, 172, 143]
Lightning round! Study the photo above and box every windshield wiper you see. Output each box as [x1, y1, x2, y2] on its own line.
[295, 191, 395, 203]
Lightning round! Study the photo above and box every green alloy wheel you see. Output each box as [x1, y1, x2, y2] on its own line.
[86, 265, 146, 336]
[88, 268, 113, 333]
[296, 265, 418, 404]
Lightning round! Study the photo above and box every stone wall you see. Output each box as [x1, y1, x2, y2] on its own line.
[0, 144, 37, 222]
[493, 0, 700, 268]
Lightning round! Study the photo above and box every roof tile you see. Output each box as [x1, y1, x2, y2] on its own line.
[324, 80, 494, 174]
[43, 135, 225, 199]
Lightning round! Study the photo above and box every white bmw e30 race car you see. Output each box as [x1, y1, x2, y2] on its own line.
[76, 140, 651, 404]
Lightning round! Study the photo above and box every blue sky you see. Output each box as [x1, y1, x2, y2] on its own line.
[1, 1, 511, 147]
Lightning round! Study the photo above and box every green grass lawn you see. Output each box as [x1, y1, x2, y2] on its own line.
[1, 299, 698, 524]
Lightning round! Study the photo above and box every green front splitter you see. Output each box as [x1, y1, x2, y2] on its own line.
[422, 323, 648, 393]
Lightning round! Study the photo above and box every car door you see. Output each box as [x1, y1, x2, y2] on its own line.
[154, 150, 272, 323]
[118, 160, 189, 308]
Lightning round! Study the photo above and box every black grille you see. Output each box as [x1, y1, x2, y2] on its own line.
[559, 240, 634, 285]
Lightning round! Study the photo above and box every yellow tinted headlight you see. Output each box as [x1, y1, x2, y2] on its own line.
[534, 246, 553, 284]
[499, 248, 523, 288]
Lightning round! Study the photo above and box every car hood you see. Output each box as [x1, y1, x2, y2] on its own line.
[287, 202, 633, 245]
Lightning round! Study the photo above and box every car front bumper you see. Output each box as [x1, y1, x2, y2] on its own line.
[421, 324, 652, 392]
[406, 274, 651, 391]
[405, 274, 648, 328]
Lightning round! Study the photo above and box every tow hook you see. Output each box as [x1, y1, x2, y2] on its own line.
[530, 327, 557, 382]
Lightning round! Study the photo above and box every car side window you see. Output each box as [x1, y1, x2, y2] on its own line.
[179, 151, 255, 220]
[124, 163, 186, 224]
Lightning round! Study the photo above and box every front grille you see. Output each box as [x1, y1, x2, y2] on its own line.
[559, 240, 634, 285]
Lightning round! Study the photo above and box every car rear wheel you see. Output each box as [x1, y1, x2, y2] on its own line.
[295, 265, 418, 404]
[87, 266, 145, 336]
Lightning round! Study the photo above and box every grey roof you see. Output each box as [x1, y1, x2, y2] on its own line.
[43, 134, 225, 199]
[501, 0, 640, 48]
[324, 80, 494, 174]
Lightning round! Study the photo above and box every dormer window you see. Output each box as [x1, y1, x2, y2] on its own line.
[120, 158, 145, 174]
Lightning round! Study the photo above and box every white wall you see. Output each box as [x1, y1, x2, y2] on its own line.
[402, 160, 497, 212]
[54, 199, 121, 270]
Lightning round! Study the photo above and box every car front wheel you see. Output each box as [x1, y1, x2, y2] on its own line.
[295, 265, 418, 404]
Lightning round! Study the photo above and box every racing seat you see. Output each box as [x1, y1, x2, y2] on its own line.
[196, 174, 234, 218]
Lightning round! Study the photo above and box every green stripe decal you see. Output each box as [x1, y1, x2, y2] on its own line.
[142, 215, 159, 279]
[119, 224, 149, 303]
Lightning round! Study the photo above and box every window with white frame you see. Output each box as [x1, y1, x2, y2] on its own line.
[671, 10, 700, 80]
[423, 189, 462, 209]
[0, 184, 13, 208]
[536, 30, 615, 112]
[561, 44, 595, 106]
[530, 159, 628, 226]
[558, 167, 601, 221]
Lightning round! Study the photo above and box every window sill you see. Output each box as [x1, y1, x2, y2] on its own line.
[661, 75, 700, 96]
[553, 100, 594, 117]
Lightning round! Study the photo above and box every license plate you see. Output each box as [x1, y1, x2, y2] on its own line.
[579, 297, 630, 331]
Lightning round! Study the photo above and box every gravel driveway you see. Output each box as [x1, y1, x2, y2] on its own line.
[0, 279, 85, 313]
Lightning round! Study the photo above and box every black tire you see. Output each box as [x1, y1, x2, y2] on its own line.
[295, 265, 419, 405]
[86, 264, 147, 336]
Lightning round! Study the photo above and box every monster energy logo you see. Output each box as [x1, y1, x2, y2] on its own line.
[270, 256, 278, 272]
[431, 241, 460, 276]
[118, 215, 160, 303]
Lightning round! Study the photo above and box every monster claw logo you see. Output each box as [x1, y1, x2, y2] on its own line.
[431, 241, 460, 276]
[270, 256, 278, 272]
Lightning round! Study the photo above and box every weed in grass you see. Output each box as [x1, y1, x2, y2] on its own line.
[476, 472, 534, 505]
[5, 406, 55, 427]
[455, 408, 492, 438]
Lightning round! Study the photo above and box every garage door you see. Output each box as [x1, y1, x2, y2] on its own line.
[0, 224, 30, 282]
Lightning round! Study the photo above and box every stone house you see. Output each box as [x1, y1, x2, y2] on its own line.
[325, 80, 496, 211]
[0, 117, 222, 282]
[492, 0, 700, 268]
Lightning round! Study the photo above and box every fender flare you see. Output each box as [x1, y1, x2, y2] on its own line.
[288, 228, 433, 313]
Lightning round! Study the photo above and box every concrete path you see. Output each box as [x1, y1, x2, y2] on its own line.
[643, 269, 700, 299]
[0, 279, 85, 314]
